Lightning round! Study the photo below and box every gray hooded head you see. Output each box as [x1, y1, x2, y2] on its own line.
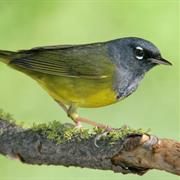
[107, 37, 171, 99]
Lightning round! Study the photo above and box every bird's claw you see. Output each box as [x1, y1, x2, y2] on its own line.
[94, 131, 109, 148]
[94, 127, 113, 148]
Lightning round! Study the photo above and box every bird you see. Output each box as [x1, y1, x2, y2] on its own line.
[0, 37, 172, 128]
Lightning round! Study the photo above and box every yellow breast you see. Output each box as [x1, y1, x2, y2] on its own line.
[36, 74, 117, 108]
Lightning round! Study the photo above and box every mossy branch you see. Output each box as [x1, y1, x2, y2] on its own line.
[0, 110, 179, 176]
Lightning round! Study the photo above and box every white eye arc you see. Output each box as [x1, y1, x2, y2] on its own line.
[135, 46, 144, 60]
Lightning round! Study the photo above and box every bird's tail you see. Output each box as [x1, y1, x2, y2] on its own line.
[0, 50, 14, 64]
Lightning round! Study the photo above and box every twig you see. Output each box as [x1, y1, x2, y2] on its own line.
[0, 117, 179, 176]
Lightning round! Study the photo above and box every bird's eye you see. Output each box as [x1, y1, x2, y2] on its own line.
[135, 46, 144, 60]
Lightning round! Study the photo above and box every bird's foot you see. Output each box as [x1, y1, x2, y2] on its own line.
[94, 125, 129, 147]
[74, 120, 83, 129]
[94, 127, 115, 148]
[94, 131, 109, 147]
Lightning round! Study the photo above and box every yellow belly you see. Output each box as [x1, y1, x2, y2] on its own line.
[11, 66, 117, 108]
[20, 71, 117, 108]
[38, 75, 117, 108]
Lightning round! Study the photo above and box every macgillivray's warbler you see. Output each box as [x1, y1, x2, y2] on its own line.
[0, 37, 172, 128]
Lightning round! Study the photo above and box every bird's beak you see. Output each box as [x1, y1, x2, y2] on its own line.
[149, 57, 172, 65]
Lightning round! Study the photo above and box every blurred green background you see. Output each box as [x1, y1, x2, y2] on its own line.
[0, 0, 179, 180]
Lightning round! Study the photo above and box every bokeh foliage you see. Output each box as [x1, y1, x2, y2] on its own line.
[0, 1, 179, 180]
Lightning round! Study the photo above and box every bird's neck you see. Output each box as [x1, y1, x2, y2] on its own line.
[113, 68, 145, 100]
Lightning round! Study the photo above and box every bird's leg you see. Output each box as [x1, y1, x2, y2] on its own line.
[67, 104, 82, 128]
[67, 104, 110, 129]
[55, 100, 110, 129]
[55, 100, 68, 113]
[55, 101, 82, 127]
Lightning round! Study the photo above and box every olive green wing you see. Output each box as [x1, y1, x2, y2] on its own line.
[10, 43, 115, 79]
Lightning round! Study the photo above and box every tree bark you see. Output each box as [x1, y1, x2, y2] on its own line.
[0, 118, 179, 176]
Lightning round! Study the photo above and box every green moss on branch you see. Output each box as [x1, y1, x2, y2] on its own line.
[0, 109, 149, 144]
[32, 120, 149, 144]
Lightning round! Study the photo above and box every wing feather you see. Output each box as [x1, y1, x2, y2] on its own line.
[11, 43, 114, 79]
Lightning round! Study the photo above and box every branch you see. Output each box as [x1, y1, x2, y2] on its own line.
[0, 114, 179, 176]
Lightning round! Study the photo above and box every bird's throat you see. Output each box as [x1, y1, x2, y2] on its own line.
[114, 70, 144, 100]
